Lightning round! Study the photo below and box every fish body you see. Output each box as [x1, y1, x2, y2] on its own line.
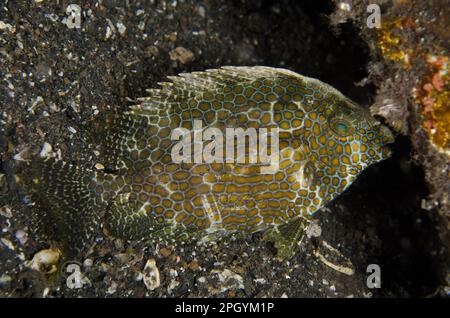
[16, 66, 394, 256]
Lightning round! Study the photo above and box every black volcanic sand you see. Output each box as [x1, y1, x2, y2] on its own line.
[0, 0, 447, 297]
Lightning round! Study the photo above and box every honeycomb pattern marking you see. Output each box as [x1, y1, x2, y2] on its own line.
[91, 66, 394, 244]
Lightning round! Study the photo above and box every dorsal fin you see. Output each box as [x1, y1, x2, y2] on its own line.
[128, 66, 303, 114]
[95, 67, 308, 170]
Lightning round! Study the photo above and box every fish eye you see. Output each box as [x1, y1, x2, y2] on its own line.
[331, 118, 353, 137]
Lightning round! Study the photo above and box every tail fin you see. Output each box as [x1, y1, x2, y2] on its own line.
[11, 158, 103, 257]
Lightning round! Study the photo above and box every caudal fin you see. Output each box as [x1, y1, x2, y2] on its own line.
[11, 158, 103, 256]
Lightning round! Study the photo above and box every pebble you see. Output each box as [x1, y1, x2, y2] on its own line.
[107, 281, 118, 294]
[159, 247, 172, 257]
[116, 21, 126, 35]
[114, 253, 133, 264]
[39, 142, 53, 158]
[1, 238, 14, 251]
[0, 206, 13, 218]
[83, 258, 94, 268]
[28, 248, 61, 274]
[169, 47, 194, 64]
[338, 2, 352, 11]
[187, 260, 200, 271]
[210, 269, 244, 293]
[197, 276, 206, 284]
[254, 278, 266, 285]
[143, 258, 160, 290]
[15, 229, 28, 245]
[68, 126, 77, 134]
[197, 6, 206, 18]
[306, 222, 322, 238]
[105, 26, 113, 39]
[0, 21, 13, 32]
[95, 163, 105, 170]
[0, 275, 12, 287]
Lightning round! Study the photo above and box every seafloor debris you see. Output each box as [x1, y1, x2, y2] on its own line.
[209, 268, 245, 295]
[27, 248, 61, 274]
[142, 258, 161, 291]
[169, 46, 195, 64]
[314, 241, 355, 276]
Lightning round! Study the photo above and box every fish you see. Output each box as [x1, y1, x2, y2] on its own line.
[13, 66, 394, 258]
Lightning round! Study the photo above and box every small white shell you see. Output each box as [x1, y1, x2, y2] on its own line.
[142, 258, 160, 290]
[39, 142, 53, 158]
[28, 248, 61, 274]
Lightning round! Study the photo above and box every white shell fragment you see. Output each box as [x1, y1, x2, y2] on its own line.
[143, 258, 160, 290]
[306, 222, 322, 238]
[39, 142, 53, 158]
[28, 248, 61, 274]
[314, 241, 355, 276]
[15, 229, 28, 245]
[210, 269, 244, 293]
[94, 163, 105, 170]
[116, 21, 127, 35]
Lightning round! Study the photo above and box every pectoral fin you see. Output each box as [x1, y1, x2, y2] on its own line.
[263, 216, 310, 259]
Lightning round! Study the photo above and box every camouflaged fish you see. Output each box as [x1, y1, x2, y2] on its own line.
[14, 66, 394, 258]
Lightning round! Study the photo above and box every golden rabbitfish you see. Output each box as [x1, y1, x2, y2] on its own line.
[16, 66, 394, 257]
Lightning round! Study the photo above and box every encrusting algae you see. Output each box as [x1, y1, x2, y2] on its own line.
[13, 66, 394, 258]
[416, 55, 450, 154]
[376, 14, 449, 154]
[377, 17, 415, 69]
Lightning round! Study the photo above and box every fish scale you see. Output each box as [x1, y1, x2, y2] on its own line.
[15, 66, 394, 257]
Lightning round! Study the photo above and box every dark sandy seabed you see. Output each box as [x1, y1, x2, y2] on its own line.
[0, 0, 447, 297]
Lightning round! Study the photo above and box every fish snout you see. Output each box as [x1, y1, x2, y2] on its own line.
[376, 124, 395, 159]
[379, 124, 395, 145]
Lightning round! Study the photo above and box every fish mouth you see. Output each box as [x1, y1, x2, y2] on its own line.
[379, 124, 395, 145]
[381, 144, 393, 159]
[379, 124, 395, 159]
